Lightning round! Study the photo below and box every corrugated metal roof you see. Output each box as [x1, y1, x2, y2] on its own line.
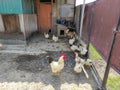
[22, 0, 35, 14]
[0, 0, 35, 14]
[0, 0, 23, 14]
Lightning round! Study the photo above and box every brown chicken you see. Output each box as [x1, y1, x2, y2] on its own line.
[66, 29, 76, 38]
[47, 54, 66, 76]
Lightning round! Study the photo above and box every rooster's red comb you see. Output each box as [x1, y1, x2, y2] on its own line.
[61, 54, 66, 56]
[61, 54, 66, 60]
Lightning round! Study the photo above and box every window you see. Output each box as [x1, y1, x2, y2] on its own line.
[60, 30, 65, 35]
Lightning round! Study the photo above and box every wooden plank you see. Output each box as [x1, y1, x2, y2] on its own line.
[2, 14, 21, 33]
[0, 15, 5, 32]
[57, 0, 60, 19]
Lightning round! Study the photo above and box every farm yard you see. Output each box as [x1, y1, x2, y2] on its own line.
[0, 33, 119, 90]
[0, 34, 98, 90]
[0, 0, 119, 90]
[90, 44, 120, 90]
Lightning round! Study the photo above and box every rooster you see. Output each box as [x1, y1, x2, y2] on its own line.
[47, 54, 66, 76]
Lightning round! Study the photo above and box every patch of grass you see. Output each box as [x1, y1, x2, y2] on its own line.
[89, 44, 120, 90]
[89, 44, 102, 60]
[107, 76, 120, 90]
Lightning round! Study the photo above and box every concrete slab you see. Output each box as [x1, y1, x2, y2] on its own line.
[0, 34, 70, 55]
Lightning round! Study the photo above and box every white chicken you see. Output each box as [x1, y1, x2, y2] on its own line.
[79, 46, 87, 55]
[70, 43, 87, 53]
[85, 59, 92, 66]
[44, 32, 49, 39]
[74, 62, 82, 73]
[75, 52, 92, 66]
[52, 35, 58, 42]
[47, 54, 66, 76]
[69, 37, 76, 45]
[70, 45, 80, 52]
[74, 52, 86, 65]
[74, 52, 89, 78]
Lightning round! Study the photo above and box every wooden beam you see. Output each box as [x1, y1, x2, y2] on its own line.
[57, 0, 60, 19]
[51, 0, 53, 29]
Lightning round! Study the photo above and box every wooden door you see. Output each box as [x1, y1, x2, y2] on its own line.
[36, 0, 53, 32]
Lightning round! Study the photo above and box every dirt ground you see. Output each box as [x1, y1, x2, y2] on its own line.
[0, 52, 98, 90]
[93, 60, 120, 79]
[0, 34, 98, 90]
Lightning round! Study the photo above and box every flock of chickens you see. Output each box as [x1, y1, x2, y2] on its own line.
[0, 27, 92, 79]
[44, 28, 92, 78]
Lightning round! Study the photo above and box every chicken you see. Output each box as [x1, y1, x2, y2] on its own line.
[44, 29, 52, 39]
[69, 37, 76, 45]
[66, 29, 76, 38]
[74, 52, 89, 78]
[74, 62, 89, 78]
[44, 32, 49, 39]
[79, 46, 87, 55]
[74, 62, 82, 73]
[52, 35, 58, 42]
[47, 54, 66, 76]
[85, 59, 92, 66]
[74, 51, 92, 67]
[70, 45, 80, 52]
[74, 52, 86, 65]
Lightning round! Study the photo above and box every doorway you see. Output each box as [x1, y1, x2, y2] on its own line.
[36, 0, 54, 33]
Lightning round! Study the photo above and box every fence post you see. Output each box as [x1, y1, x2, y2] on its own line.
[79, 0, 86, 38]
[102, 16, 120, 89]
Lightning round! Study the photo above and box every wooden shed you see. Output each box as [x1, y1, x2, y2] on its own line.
[0, 0, 37, 44]
[0, 0, 75, 44]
